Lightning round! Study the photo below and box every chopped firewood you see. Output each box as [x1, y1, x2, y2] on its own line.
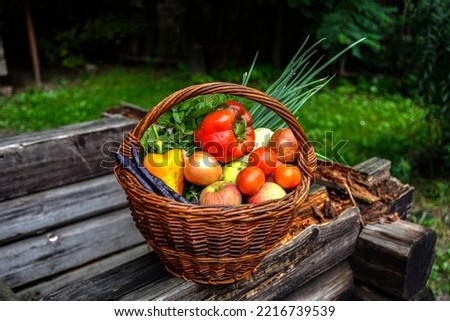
[315, 165, 379, 204]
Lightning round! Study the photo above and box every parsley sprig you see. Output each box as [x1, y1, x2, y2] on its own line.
[140, 94, 232, 156]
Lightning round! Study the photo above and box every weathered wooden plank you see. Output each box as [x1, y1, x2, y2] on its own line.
[44, 207, 360, 301]
[281, 260, 354, 301]
[353, 157, 391, 186]
[0, 174, 128, 245]
[350, 219, 437, 300]
[16, 244, 151, 300]
[240, 209, 359, 301]
[351, 281, 436, 301]
[0, 278, 16, 301]
[0, 116, 136, 201]
[44, 251, 170, 301]
[0, 208, 145, 289]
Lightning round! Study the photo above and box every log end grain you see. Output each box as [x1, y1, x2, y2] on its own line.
[350, 219, 437, 300]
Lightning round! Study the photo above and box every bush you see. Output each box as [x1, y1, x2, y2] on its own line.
[40, 14, 138, 68]
[412, 0, 450, 174]
[300, 82, 428, 168]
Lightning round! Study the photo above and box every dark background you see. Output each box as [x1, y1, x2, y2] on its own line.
[0, 0, 408, 77]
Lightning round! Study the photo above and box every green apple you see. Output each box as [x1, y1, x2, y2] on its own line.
[222, 160, 247, 185]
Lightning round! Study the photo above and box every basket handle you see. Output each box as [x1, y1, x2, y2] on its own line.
[124, 82, 317, 178]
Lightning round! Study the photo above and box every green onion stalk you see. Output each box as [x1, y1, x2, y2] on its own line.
[242, 36, 366, 161]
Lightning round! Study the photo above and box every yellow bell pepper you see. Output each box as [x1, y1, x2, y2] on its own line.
[143, 148, 185, 195]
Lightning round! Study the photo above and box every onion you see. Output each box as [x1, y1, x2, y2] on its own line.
[269, 128, 299, 163]
[183, 151, 223, 186]
[253, 127, 274, 149]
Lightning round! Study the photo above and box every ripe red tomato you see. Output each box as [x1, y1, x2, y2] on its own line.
[236, 166, 265, 195]
[274, 164, 302, 189]
[247, 147, 278, 176]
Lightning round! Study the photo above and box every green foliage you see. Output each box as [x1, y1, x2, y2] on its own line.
[412, 178, 450, 298]
[300, 82, 427, 167]
[0, 68, 197, 133]
[429, 247, 450, 297]
[412, 0, 450, 171]
[40, 14, 138, 68]
[316, 0, 395, 59]
[248, 37, 365, 135]
[391, 157, 412, 183]
[141, 94, 231, 156]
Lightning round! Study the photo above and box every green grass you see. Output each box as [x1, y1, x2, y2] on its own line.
[0, 66, 448, 298]
[0, 67, 230, 134]
[300, 82, 428, 168]
[411, 178, 450, 299]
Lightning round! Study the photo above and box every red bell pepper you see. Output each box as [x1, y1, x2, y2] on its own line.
[194, 100, 255, 163]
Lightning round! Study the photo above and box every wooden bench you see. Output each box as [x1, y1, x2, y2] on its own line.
[0, 116, 150, 300]
[0, 111, 437, 301]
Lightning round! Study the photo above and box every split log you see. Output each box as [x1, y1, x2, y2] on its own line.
[281, 260, 354, 301]
[44, 207, 360, 301]
[317, 158, 414, 223]
[0, 116, 136, 201]
[369, 176, 414, 220]
[315, 162, 380, 204]
[354, 157, 413, 219]
[350, 219, 437, 300]
[353, 157, 391, 187]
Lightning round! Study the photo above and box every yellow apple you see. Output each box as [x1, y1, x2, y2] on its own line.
[222, 160, 247, 185]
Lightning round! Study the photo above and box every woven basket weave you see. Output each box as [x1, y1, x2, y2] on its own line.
[114, 82, 317, 284]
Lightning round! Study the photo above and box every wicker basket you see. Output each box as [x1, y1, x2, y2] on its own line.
[114, 82, 317, 284]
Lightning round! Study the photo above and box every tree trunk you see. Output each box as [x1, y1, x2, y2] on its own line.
[24, 0, 41, 86]
[272, 4, 284, 69]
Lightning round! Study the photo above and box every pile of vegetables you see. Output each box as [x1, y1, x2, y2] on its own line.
[115, 98, 302, 206]
[114, 37, 366, 206]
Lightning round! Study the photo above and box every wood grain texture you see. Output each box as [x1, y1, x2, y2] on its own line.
[351, 281, 436, 301]
[0, 208, 146, 289]
[0, 116, 136, 201]
[0, 278, 17, 301]
[0, 174, 127, 245]
[350, 219, 437, 300]
[281, 260, 354, 301]
[16, 244, 151, 300]
[44, 207, 360, 301]
[387, 182, 413, 220]
[44, 251, 170, 301]
[353, 157, 391, 187]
